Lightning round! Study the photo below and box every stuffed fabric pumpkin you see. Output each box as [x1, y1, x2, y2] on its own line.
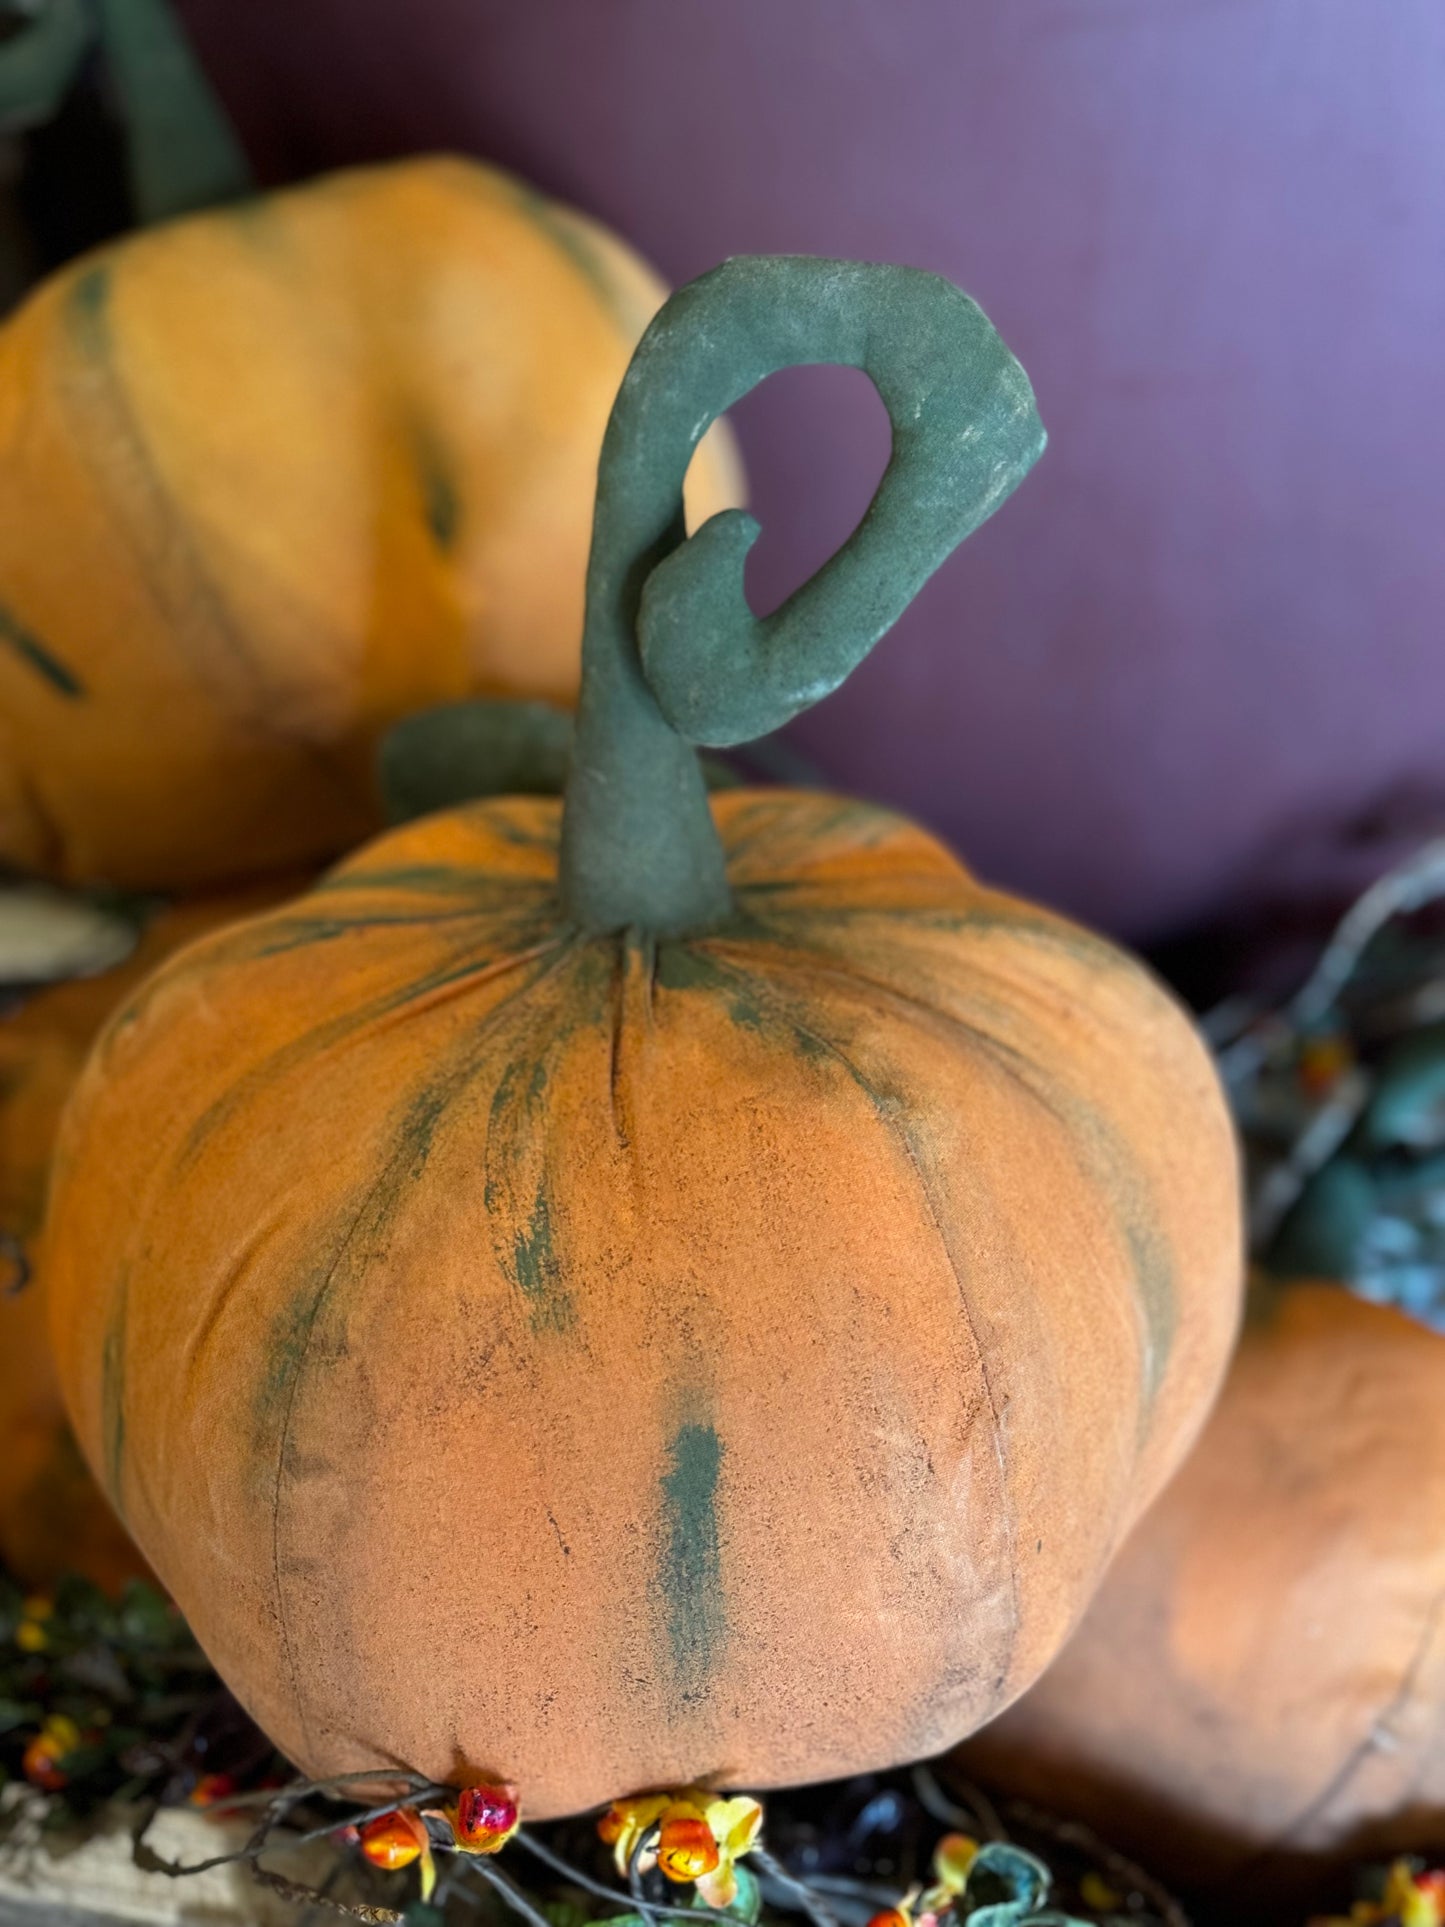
[44, 259, 1242, 1816]
[960, 1281, 1445, 1900]
[0, 879, 301, 1591]
[0, 154, 742, 889]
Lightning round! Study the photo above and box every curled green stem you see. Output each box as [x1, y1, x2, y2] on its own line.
[558, 254, 1045, 937]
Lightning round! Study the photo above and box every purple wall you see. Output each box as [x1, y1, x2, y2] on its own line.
[179, 1, 1445, 944]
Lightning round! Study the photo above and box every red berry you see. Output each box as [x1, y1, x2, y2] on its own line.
[455, 1783, 519, 1849]
[189, 1772, 238, 1808]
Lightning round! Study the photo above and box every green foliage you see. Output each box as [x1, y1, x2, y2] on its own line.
[959, 1842, 1089, 1926]
[685, 1863, 761, 1924]
[0, 1571, 281, 1826]
[1222, 838, 1445, 1322]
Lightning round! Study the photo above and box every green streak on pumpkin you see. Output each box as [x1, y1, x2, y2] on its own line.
[484, 1014, 580, 1335]
[659, 1420, 726, 1697]
[511, 1189, 574, 1335]
[656, 941, 772, 1035]
[62, 254, 287, 728]
[253, 1284, 321, 1446]
[951, 903, 1139, 978]
[255, 999, 548, 1461]
[665, 943, 888, 1098]
[1118, 1180, 1177, 1410]
[1018, 1062, 1178, 1414]
[316, 864, 558, 901]
[481, 806, 564, 852]
[180, 938, 559, 1172]
[0, 603, 84, 698]
[69, 262, 112, 338]
[243, 901, 554, 960]
[412, 423, 461, 551]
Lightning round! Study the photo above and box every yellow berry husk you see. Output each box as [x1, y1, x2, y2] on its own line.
[933, 1832, 979, 1892]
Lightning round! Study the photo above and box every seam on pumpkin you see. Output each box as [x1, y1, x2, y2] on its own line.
[1258, 1571, 1445, 1863]
[104, 905, 534, 1053]
[693, 946, 1022, 1699]
[266, 936, 578, 1761]
[177, 915, 560, 1177]
[719, 934, 1176, 1424]
[0, 739, 67, 876]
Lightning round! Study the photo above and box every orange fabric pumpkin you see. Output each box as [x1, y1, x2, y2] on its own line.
[42, 255, 1240, 1817]
[43, 794, 1240, 1812]
[0, 881, 300, 1590]
[0, 155, 741, 889]
[960, 1281, 1445, 1894]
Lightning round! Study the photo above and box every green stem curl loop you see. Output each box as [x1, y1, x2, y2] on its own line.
[558, 255, 1046, 937]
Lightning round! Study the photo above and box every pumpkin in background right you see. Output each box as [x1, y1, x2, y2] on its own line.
[960, 1278, 1445, 1907]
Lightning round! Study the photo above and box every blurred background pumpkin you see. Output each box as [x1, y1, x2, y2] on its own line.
[0, 150, 741, 888]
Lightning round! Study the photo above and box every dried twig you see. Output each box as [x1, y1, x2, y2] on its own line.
[514, 1826, 742, 1925]
[752, 1844, 842, 1927]
[251, 1859, 404, 1923]
[458, 1848, 558, 1927]
[913, 1764, 1006, 1843]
